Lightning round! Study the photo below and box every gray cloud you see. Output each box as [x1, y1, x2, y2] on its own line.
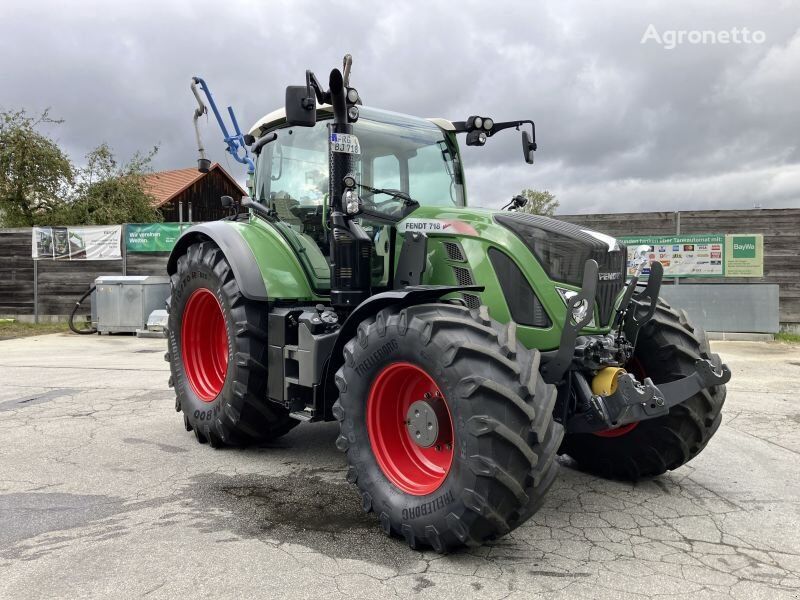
[1, 0, 798, 214]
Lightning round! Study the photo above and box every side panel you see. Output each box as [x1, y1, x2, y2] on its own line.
[167, 219, 322, 302]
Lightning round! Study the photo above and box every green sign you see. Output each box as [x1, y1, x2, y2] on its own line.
[126, 223, 187, 253]
[618, 233, 763, 278]
[725, 234, 763, 277]
[731, 236, 756, 258]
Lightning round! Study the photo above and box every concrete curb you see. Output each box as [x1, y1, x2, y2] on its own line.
[707, 331, 774, 342]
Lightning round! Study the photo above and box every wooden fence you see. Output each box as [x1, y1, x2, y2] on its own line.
[2, 207, 799, 325]
[0, 228, 169, 319]
[558, 208, 800, 325]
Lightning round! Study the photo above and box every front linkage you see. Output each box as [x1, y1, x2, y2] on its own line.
[543, 257, 731, 435]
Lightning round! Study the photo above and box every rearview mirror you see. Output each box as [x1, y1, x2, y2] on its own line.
[285, 85, 316, 127]
[522, 130, 535, 164]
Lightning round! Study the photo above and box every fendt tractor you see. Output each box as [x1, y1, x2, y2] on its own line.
[166, 56, 730, 552]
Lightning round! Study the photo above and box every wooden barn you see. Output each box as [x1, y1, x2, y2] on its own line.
[144, 163, 246, 222]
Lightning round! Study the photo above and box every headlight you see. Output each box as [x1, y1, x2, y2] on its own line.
[556, 287, 595, 327]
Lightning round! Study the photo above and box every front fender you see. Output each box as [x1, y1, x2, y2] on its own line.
[320, 284, 482, 417]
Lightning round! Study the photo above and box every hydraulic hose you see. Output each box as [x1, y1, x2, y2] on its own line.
[69, 285, 97, 335]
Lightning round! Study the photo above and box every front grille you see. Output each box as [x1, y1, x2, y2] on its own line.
[452, 266, 474, 286]
[494, 212, 626, 327]
[593, 249, 626, 325]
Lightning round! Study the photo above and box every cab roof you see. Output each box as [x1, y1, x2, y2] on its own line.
[248, 105, 455, 137]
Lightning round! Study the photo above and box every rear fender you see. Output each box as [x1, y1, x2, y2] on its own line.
[167, 221, 316, 302]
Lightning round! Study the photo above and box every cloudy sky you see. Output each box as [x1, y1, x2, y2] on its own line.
[2, 0, 798, 214]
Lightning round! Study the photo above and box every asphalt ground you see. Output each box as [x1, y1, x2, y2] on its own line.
[0, 333, 798, 599]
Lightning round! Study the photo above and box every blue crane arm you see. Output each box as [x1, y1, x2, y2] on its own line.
[190, 76, 255, 174]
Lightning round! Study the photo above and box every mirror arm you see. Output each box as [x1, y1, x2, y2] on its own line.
[450, 119, 537, 149]
[305, 70, 330, 106]
[487, 119, 535, 141]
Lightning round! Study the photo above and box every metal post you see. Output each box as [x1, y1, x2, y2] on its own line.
[33, 258, 39, 324]
[122, 224, 128, 276]
[188, 201, 193, 223]
[178, 201, 184, 223]
[674, 211, 681, 286]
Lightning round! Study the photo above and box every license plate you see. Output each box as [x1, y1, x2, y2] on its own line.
[330, 133, 361, 155]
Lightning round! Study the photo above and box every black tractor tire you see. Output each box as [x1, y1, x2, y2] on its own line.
[560, 298, 726, 480]
[333, 303, 563, 552]
[166, 241, 297, 447]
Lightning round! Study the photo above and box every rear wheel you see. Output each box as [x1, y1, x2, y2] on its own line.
[166, 241, 298, 446]
[560, 298, 726, 480]
[333, 303, 563, 552]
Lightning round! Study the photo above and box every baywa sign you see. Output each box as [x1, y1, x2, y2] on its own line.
[619, 233, 763, 278]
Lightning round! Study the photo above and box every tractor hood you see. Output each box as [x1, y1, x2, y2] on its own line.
[397, 206, 627, 329]
[492, 212, 627, 326]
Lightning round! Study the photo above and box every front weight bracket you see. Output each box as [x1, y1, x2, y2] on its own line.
[622, 260, 663, 348]
[567, 357, 731, 434]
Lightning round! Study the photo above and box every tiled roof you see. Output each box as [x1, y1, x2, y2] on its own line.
[142, 163, 246, 206]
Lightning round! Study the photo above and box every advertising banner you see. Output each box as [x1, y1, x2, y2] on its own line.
[618, 233, 763, 278]
[126, 223, 186, 253]
[32, 225, 122, 260]
[724, 234, 764, 277]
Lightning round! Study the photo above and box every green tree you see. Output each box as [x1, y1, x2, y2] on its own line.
[0, 109, 74, 226]
[43, 143, 163, 226]
[519, 189, 559, 216]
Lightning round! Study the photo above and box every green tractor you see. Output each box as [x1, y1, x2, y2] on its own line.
[167, 56, 729, 552]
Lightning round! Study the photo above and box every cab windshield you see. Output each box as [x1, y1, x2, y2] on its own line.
[254, 106, 465, 216]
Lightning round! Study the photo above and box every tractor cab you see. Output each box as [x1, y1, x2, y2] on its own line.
[248, 106, 466, 291]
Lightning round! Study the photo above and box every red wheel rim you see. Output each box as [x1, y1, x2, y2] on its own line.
[593, 422, 639, 438]
[181, 288, 229, 401]
[367, 362, 454, 496]
[593, 357, 645, 438]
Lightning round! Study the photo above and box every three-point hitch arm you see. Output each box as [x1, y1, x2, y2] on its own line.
[190, 77, 255, 174]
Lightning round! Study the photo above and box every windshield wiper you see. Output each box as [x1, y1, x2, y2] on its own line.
[357, 183, 420, 208]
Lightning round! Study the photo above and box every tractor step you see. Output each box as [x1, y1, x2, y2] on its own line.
[289, 409, 314, 422]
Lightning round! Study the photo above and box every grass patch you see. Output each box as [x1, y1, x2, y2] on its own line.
[775, 332, 800, 345]
[0, 320, 70, 340]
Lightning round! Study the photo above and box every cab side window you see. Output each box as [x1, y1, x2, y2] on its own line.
[256, 121, 329, 216]
[372, 154, 400, 190]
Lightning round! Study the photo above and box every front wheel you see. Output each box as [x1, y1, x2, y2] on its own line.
[333, 303, 563, 552]
[560, 298, 726, 480]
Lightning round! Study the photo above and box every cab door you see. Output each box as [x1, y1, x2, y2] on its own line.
[253, 120, 331, 291]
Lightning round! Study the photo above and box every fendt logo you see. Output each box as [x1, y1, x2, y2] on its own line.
[598, 272, 622, 281]
[732, 236, 757, 258]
